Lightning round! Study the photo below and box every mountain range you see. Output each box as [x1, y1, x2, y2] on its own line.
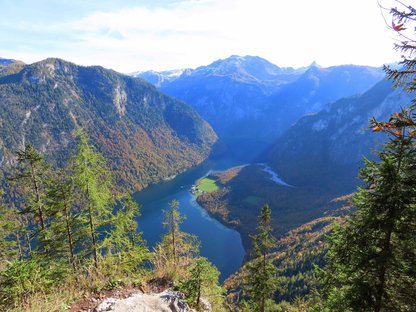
[0, 54, 397, 227]
[134, 56, 385, 147]
[1, 53, 411, 310]
[0, 58, 217, 191]
[190, 65, 411, 252]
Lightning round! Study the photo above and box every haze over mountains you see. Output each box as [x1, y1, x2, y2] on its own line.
[131, 55, 413, 253]
[0, 54, 399, 199]
[134, 55, 385, 147]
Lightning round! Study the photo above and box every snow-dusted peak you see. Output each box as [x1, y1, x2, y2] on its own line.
[193, 55, 286, 82]
[131, 68, 190, 87]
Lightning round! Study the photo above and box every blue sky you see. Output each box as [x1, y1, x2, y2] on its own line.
[0, 0, 403, 73]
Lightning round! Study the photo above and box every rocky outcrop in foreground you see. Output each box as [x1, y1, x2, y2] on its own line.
[93, 290, 197, 312]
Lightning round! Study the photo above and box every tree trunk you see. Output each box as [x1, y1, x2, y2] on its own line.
[171, 213, 176, 264]
[62, 189, 76, 271]
[197, 287, 201, 307]
[88, 204, 98, 268]
[375, 222, 394, 312]
[260, 251, 266, 312]
[30, 162, 45, 230]
[86, 184, 98, 268]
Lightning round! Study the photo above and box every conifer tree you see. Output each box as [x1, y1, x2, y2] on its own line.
[153, 199, 199, 279]
[243, 204, 278, 312]
[382, 1, 416, 92]
[10, 144, 49, 232]
[321, 2, 416, 311]
[0, 191, 21, 265]
[102, 194, 150, 273]
[163, 199, 184, 265]
[44, 169, 80, 271]
[179, 257, 224, 311]
[321, 122, 416, 312]
[71, 130, 114, 268]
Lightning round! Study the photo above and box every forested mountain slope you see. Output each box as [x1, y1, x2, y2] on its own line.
[266, 78, 411, 192]
[0, 58, 217, 191]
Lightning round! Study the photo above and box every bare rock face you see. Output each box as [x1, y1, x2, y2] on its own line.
[93, 290, 199, 312]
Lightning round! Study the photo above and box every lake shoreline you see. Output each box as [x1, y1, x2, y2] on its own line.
[135, 158, 247, 282]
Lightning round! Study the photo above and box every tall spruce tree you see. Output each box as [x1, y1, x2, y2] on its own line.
[321, 133, 416, 311]
[163, 199, 184, 265]
[71, 130, 114, 268]
[10, 144, 49, 232]
[243, 204, 278, 312]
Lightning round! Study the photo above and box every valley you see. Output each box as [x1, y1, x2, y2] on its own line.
[2, 1, 416, 311]
[132, 57, 410, 257]
[133, 157, 246, 282]
[0, 56, 401, 268]
[195, 163, 349, 250]
[1, 51, 415, 311]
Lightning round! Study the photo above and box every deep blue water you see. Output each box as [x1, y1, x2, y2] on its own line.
[133, 158, 246, 282]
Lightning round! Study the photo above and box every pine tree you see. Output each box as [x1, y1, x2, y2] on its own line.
[102, 194, 150, 274]
[44, 169, 80, 271]
[153, 199, 199, 280]
[71, 130, 114, 268]
[10, 144, 49, 232]
[179, 257, 224, 311]
[0, 191, 21, 265]
[321, 130, 416, 311]
[243, 204, 278, 312]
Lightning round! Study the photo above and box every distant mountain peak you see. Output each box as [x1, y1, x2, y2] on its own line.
[309, 61, 321, 68]
[0, 57, 24, 66]
[193, 55, 292, 84]
[130, 68, 189, 87]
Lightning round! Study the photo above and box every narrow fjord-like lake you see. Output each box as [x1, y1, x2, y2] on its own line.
[133, 158, 245, 282]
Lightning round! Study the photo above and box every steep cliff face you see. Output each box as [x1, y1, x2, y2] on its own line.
[262, 64, 386, 138]
[267, 79, 411, 192]
[0, 58, 217, 191]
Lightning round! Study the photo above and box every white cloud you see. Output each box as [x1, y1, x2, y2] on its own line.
[2, 0, 401, 72]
